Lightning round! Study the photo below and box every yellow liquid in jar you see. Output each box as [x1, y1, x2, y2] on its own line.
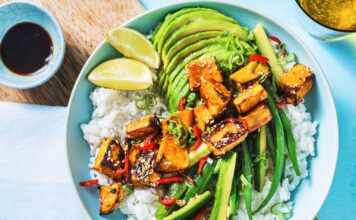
[298, 0, 356, 31]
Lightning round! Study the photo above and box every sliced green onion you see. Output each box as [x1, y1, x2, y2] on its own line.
[167, 119, 192, 148]
[276, 52, 296, 65]
[271, 202, 293, 220]
[135, 93, 157, 114]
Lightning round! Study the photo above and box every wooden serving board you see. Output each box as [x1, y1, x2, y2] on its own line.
[0, 0, 144, 106]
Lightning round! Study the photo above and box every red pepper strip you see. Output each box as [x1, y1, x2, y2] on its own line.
[159, 196, 177, 206]
[249, 54, 269, 63]
[143, 130, 159, 145]
[194, 207, 210, 220]
[190, 125, 202, 152]
[115, 156, 129, 175]
[180, 172, 195, 185]
[156, 177, 183, 186]
[79, 179, 98, 187]
[137, 142, 158, 151]
[178, 97, 187, 111]
[276, 99, 286, 109]
[198, 157, 208, 175]
[269, 35, 281, 44]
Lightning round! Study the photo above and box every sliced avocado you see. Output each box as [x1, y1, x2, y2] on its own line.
[169, 84, 190, 113]
[164, 35, 233, 73]
[163, 191, 213, 220]
[162, 19, 249, 57]
[167, 71, 187, 107]
[163, 31, 224, 64]
[157, 69, 166, 92]
[153, 8, 200, 49]
[165, 69, 185, 103]
[156, 8, 237, 53]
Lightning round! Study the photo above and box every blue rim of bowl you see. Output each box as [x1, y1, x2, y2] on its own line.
[66, 1, 339, 219]
[0, 0, 66, 89]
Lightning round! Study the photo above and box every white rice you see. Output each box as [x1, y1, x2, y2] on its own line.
[81, 87, 317, 219]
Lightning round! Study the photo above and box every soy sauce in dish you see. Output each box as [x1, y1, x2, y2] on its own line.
[0, 22, 53, 75]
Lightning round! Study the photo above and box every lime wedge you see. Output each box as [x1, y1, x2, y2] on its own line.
[105, 27, 160, 68]
[88, 58, 153, 90]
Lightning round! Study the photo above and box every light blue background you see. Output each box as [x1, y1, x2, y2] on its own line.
[140, 0, 356, 219]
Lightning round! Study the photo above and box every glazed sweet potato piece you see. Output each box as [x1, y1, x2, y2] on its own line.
[161, 109, 194, 134]
[99, 182, 124, 215]
[185, 57, 223, 91]
[193, 105, 214, 132]
[155, 135, 189, 173]
[230, 61, 269, 87]
[129, 149, 162, 186]
[93, 138, 125, 180]
[199, 80, 231, 116]
[279, 64, 314, 105]
[233, 83, 268, 114]
[241, 103, 272, 132]
[125, 115, 160, 139]
[201, 118, 248, 155]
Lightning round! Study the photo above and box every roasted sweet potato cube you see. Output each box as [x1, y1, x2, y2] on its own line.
[185, 57, 223, 91]
[201, 118, 248, 155]
[230, 61, 269, 86]
[162, 109, 194, 134]
[99, 182, 124, 215]
[241, 103, 272, 132]
[233, 83, 268, 114]
[175, 109, 194, 127]
[130, 150, 162, 186]
[200, 80, 231, 116]
[125, 115, 160, 139]
[279, 64, 314, 105]
[155, 135, 189, 173]
[193, 105, 214, 132]
[93, 138, 125, 180]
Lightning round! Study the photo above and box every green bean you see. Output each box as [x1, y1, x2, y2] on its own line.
[266, 124, 276, 164]
[242, 141, 252, 220]
[254, 89, 286, 213]
[229, 170, 242, 218]
[182, 162, 215, 202]
[278, 108, 301, 176]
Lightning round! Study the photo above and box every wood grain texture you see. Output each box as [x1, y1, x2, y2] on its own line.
[0, 0, 144, 106]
